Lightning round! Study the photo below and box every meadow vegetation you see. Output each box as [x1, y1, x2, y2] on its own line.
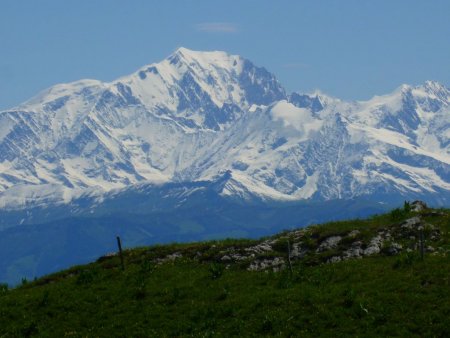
[0, 206, 449, 337]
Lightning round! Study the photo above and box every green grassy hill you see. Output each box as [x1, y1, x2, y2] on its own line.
[1, 204, 449, 337]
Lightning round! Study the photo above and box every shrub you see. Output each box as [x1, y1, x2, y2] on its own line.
[216, 285, 230, 301]
[390, 208, 404, 221]
[0, 283, 8, 295]
[139, 260, 154, 274]
[403, 201, 411, 213]
[76, 269, 96, 285]
[390, 202, 412, 221]
[393, 251, 420, 269]
[342, 288, 356, 308]
[38, 290, 50, 307]
[134, 281, 146, 300]
[272, 239, 290, 253]
[302, 236, 317, 250]
[277, 270, 293, 289]
[208, 262, 224, 280]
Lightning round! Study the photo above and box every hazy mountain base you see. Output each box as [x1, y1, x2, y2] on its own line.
[0, 207, 449, 337]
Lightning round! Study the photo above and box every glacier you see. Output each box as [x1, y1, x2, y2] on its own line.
[0, 47, 448, 208]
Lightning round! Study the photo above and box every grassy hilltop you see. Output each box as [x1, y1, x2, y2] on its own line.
[0, 204, 449, 337]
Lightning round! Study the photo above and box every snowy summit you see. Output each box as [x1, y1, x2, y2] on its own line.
[0, 48, 449, 208]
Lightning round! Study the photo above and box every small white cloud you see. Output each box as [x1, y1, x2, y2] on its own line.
[195, 22, 239, 33]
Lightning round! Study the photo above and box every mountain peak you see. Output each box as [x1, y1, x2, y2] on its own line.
[393, 81, 448, 95]
[420, 80, 449, 95]
[167, 47, 243, 72]
[174, 46, 193, 54]
[170, 47, 202, 61]
[406, 80, 450, 107]
[172, 47, 233, 58]
[423, 80, 446, 89]
[0, 50, 448, 209]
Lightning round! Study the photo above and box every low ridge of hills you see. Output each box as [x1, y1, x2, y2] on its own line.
[1, 202, 449, 336]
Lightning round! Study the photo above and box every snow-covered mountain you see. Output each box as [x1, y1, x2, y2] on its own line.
[0, 48, 449, 209]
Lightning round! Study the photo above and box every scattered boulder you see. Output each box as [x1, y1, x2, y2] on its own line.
[248, 257, 285, 272]
[230, 253, 247, 261]
[379, 230, 392, 240]
[145, 203, 444, 270]
[245, 240, 274, 255]
[363, 235, 383, 256]
[291, 243, 308, 259]
[401, 217, 422, 230]
[155, 252, 183, 264]
[411, 200, 427, 212]
[385, 242, 403, 255]
[428, 227, 441, 241]
[317, 236, 342, 253]
[167, 252, 182, 260]
[343, 241, 364, 259]
[348, 230, 361, 238]
[327, 256, 342, 263]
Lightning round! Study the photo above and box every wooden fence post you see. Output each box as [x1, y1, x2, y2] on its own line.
[419, 228, 425, 260]
[117, 236, 125, 271]
[287, 240, 293, 277]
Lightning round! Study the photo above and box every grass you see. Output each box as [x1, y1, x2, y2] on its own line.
[0, 207, 449, 337]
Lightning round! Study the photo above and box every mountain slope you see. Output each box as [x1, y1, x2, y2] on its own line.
[0, 48, 448, 209]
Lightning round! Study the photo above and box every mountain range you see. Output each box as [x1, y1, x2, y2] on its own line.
[1, 47, 449, 209]
[0, 48, 449, 284]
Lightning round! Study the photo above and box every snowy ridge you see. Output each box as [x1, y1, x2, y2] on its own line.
[0, 48, 449, 209]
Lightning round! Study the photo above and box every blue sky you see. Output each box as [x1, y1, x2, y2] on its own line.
[0, 0, 449, 110]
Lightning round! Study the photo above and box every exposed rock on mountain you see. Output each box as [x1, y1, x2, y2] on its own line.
[0, 48, 448, 209]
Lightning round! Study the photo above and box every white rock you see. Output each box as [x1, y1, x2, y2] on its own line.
[363, 235, 383, 256]
[317, 236, 342, 252]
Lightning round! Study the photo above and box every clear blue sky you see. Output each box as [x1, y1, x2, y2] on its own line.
[1, 0, 449, 110]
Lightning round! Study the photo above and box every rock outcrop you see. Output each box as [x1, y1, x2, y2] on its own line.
[113, 206, 447, 274]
